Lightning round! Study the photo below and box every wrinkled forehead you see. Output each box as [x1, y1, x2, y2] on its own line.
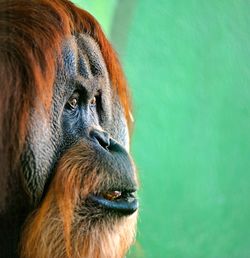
[57, 34, 130, 150]
[61, 34, 109, 82]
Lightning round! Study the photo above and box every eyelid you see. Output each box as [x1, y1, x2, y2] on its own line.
[70, 92, 80, 99]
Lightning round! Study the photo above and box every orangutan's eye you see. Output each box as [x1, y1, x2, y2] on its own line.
[90, 96, 96, 107]
[67, 92, 80, 109]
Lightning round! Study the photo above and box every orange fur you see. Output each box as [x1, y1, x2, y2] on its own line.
[0, 0, 132, 177]
[1, 1, 136, 256]
[20, 142, 137, 258]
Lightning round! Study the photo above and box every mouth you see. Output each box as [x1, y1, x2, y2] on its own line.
[88, 189, 138, 216]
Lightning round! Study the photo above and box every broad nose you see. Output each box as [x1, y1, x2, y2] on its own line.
[89, 129, 110, 150]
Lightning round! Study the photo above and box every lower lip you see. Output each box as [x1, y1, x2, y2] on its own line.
[88, 194, 138, 216]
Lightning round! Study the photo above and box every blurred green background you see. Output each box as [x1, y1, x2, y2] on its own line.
[73, 1, 250, 257]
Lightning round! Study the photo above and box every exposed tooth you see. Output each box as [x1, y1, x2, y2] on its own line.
[104, 191, 122, 200]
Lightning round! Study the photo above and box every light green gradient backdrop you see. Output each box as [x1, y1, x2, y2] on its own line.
[72, 1, 250, 257]
[73, 0, 117, 35]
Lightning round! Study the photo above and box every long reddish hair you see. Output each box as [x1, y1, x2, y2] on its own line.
[20, 142, 137, 258]
[0, 0, 132, 177]
[1, 1, 137, 257]
[0, 1, 136, 257]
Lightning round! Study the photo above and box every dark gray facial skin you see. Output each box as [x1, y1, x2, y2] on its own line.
[22, 34, 130, 204]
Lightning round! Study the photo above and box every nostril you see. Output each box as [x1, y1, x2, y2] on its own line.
[89, 130, 110, 150]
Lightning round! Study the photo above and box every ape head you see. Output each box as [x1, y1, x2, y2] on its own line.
[0, 1, 138, 258]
